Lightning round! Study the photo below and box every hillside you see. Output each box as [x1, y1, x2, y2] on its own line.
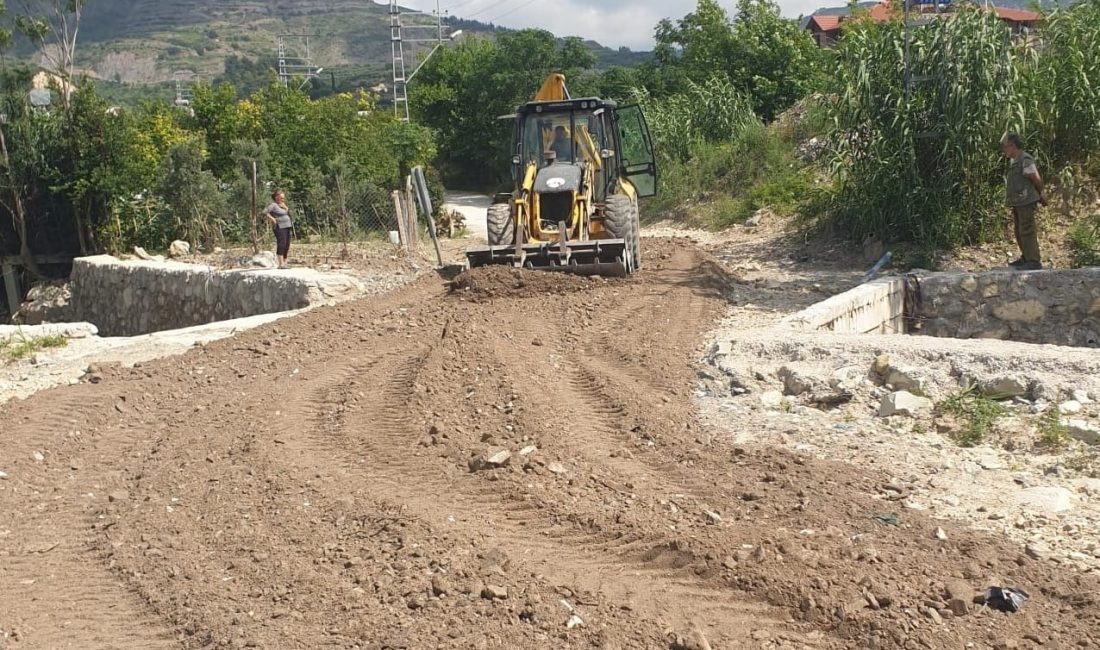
[25, 0, 647, 103]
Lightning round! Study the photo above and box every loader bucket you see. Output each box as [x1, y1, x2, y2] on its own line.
[466, 239, 631, 277]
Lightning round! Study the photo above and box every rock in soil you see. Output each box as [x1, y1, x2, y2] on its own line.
[481, 584, 508, 600]
[469, 448, 512, 472]
[878, 391, 933, 417]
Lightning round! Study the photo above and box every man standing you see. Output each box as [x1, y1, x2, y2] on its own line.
[1001, 132, 1046, 270]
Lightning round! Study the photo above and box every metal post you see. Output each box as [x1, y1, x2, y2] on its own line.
[405, 175, 418, 248]
[250, 161, 259, 254]
[336, 173, 349, 258]
[2, 261, 22, 318]
[278, 36, 288, 88]
[411, 167, 443, 267]
[437, 0, 443, 44]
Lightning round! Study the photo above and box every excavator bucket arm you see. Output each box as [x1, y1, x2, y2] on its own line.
[534, 73, 569, 101]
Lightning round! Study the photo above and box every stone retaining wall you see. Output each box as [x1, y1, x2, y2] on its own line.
[908, 268, 1100, 347]
[70, 255, 363, 336]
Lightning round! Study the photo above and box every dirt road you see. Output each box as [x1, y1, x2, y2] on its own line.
[443, 192, 491, 244]
[1, 239, 1097, 649]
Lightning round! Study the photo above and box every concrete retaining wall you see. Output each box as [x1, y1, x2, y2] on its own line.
[781, 277, 906, 334]
[70, 255, 363, 336]
[910, 268, 1100, 347]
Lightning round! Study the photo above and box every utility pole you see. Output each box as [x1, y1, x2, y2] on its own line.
[173, 70, 194, 106]
[277, 33, 322, 89]
[391, 0, 450, 122]
[390, 0, 409, 121]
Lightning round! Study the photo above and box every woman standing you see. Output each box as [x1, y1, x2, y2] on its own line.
[262, 189, 293, 269]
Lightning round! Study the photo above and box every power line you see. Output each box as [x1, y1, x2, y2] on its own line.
[466, 0, 515, 19]
[487, 0, 538, 23]
[443, 0, 480, 12]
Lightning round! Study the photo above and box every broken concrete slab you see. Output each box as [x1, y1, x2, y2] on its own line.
[878, 391, 933, 418]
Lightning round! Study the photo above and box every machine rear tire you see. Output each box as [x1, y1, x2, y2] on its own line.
[487, 202, 515, 247]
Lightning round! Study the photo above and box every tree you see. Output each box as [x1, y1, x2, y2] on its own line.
[728, 0, 824, 120]
[653, 0, 822, 120]
[215, 55, 276, 99]
[654, 0, 735, 79]
[0, 1, 55, 274]
[190, 82, 241, 179]
[596, 67, 640, 102]
[14, 0, 85, 110]
[157, 139, 225, 247]
[57, 81, 147, 252]
[0, 64, 52, 275]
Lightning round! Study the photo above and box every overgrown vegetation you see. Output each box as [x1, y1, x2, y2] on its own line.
[629, 74, 821, 229]
[940, 389, 1009, 447]
[0, 332, 67, 363]
[817, 2, 1100, 249]
[1069, 213, 1100, 268]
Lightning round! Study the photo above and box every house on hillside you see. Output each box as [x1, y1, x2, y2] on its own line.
[802, 1, 890, 46]
[993, 6, 1043, 33]
[801, 1, 1043, 47]
[31, 71, 75, 105]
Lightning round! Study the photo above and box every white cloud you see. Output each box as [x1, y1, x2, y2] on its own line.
[391, 0, 848, 49]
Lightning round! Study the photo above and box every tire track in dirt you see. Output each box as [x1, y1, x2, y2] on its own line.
[271, 319, 826, 647]
[554, 367, 818, 646]
[570, 356, 727, 492]
[579, 246, 722, 396]
[1, 411, 181, 649]
[272, 352, 404, 480]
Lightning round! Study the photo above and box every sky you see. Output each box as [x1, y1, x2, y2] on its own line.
[391, 0, 844, 50]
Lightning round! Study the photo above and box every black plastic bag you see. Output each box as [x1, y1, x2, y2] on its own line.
[981, 587, 1029, 613]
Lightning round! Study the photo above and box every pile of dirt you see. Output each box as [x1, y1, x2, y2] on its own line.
[449, 265, 614, 301]
[1, 239, 1098, 650]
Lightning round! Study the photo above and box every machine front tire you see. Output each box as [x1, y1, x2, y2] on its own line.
[486, 202, 515, 247]
[630, 200, 642, 270]
[604, 194, 636, 273]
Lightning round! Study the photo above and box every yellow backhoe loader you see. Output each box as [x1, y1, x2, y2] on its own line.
[465, 73, 658, 276]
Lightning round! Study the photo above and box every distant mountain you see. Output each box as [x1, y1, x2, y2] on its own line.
[18, 0, 647, 103]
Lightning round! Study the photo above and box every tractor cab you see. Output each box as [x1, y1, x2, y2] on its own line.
[512, 97, 657, 207]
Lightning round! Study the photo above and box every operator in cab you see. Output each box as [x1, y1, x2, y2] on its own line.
[549, 125, 572, 163]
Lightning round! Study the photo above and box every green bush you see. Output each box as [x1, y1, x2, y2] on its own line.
[1069, 213, 1100, 268]
[632, 77, 760, 164]
[1038, 406, 1071, 449]
[940, 389, 1009, 448]
[647, 125, 813, 229]
[633, 76, 814, 229]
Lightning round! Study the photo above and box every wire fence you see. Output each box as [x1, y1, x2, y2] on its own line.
[286, 180, 402, 241]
